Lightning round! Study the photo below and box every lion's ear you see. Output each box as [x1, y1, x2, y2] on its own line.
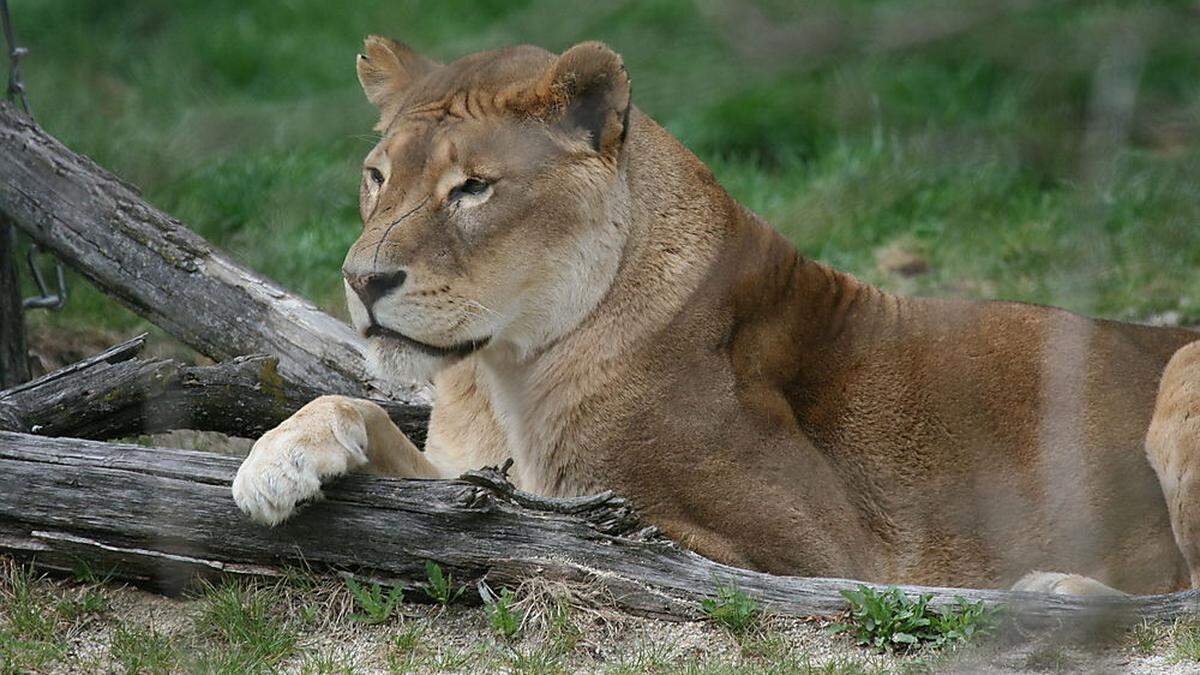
[536, 42, 632, 155]
[356, 35, 438, 127]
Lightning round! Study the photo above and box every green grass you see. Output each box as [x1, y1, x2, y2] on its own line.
[503, 645, 569, 675]
[297, 649, 358, 675]
[1170, 619, 1200, 663]
[1128, 619, 1164, 655]
[193, 579, 299, 672]
[385, 620, 429, 671]
[110, 623, 179, 674]
[0, 560, 115, 673]
[20, 555, 1198, 674]
[541, 598, 582, 657]
[0, 564, 70, 673]
[6, 0, 1197, 344]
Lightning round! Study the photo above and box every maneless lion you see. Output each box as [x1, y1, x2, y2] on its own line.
[232, 37, 1200, 595]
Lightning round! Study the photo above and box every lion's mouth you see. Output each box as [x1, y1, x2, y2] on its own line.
[364, 324, 490, 359]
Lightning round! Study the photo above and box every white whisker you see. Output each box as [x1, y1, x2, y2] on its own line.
[463, 298, 501, 319]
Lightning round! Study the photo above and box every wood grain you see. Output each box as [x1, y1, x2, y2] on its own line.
[0, 102, 422, 405]
[3, 430, 1198, 629]
[0, 335, 430, 445]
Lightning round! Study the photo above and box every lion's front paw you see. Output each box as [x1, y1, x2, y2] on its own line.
[231, 398, 370, 525]
[232, 439, 324, 526]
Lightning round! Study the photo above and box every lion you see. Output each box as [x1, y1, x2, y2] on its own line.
[232, 37, 1200, 595]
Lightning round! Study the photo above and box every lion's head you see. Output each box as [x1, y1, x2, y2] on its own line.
[343, 37, 633, 383]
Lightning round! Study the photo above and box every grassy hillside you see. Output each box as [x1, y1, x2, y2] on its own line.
[11, 0, 1200, 339]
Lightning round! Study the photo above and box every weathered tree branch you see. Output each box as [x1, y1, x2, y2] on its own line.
[2, 430, 1198, 629]
[0, 217, 28, 388]
[0, 334, 430, 445]
[0, 102, 421, 404]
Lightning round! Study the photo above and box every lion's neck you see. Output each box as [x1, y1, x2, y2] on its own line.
[471, 112, 736, 494]
[472, 111, 885, 496]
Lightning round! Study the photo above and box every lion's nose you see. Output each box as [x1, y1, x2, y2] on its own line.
[344, 269, 407, 308]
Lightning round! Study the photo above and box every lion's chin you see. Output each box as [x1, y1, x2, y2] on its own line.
[365, 338, 451, 386]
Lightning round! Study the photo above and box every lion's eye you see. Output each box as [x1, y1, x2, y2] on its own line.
[450, 177, 491, 202]
[367, 167, 385, 186]
[460, 178, 489, 195]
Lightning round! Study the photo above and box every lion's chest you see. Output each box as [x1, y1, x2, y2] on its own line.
[476, 352, 604, 498]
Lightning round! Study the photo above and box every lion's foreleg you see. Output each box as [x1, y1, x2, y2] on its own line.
[232, 395, 448, 525]
[1146, 341, 1200, 588]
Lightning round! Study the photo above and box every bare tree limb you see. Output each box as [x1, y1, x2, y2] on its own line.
[0, 102, 423, 405]
[0, 335, 430, 444]
[2, 430, 1198, 629]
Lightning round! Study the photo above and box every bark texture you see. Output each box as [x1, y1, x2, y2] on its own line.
[0, 218, 27, 387]
[2, 430, 1198, 629]
[0, 334, 429, 445]
[0, 102, 421, 404]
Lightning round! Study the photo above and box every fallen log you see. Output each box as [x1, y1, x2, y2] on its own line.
[2, 430, 1198, 629]
[0, 334, 430, 445]
[0, 102, 419, 404]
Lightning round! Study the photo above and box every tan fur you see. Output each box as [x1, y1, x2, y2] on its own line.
[1010, 571, 1124, 597]
[1146, 341, 1200, 588]
[234, 39, 1200, 593]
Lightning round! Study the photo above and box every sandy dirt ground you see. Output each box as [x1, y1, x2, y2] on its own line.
[22, 578, 1200, 674]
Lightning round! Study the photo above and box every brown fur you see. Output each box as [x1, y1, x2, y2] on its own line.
[233, 39, 1200, 594]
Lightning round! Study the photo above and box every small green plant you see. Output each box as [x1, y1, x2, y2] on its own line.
[926, 595, 999, 646]
[701, 581, 760, 635]
[344, 578, 404, 624]
[385, 620, 428, 671]
[298, 602, 321, 626]
[480, 584, 524, 640]
[829, 585, 998, 653]
[422, 561, 464, 606]
[394, 621, 426, 652]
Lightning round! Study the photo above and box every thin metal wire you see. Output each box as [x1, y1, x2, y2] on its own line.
[1, 0, 66, 311]
[23, 243, 65, 309]
[0, 0, 30, 116]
